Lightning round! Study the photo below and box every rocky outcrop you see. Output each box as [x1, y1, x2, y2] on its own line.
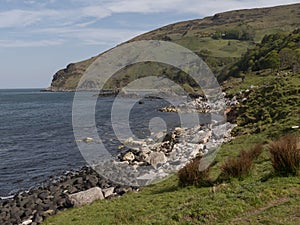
[45, 57, 98, 92]
[68, 187, 104, 207]
[118, 122, 236, 172]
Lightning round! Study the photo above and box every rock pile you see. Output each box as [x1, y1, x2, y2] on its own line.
[0, 167, 136, 225]
[87, 122, 235, 187]
[159, 96, 212, 113]
[118, 122, 235, 171]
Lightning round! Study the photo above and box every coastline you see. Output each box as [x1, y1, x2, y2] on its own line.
[0, 166, 137, 225]
[0, 95, 237, 224]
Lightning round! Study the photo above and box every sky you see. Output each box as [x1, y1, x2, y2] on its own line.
[0, 0, 299, 88]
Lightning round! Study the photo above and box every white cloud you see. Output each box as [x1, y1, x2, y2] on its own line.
[36, 27, 145, 45]
[0, 0, 299, 47]
[0, 5, 112, 29]
[0, 10, 40, 28]
[81, 5, 112, 19]
[104, 0, 300, 16]
[0, 39, 64, 47]
[0, 9, 61, 28]
[1, 1, 298, 29]
[105, 0, 182, 14]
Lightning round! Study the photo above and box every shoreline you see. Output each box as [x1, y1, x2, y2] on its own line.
[0, 166, 138, 225]
[0, 95, 237, 224]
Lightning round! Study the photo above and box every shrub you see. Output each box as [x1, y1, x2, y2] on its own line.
[246, 143, 264, 160]
[269, 134, 300, 176]
[220, 151, 252, 180]
[220, 144, 263, 180]
[178, 156, 212, 187]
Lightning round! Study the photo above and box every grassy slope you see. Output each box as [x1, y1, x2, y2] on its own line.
[44, 69, 300, 224]
[49, 3, 300, 91]
[43, 133, 300, 225]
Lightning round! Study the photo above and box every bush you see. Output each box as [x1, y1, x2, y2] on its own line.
[220, 143, 263, 180]
[246, 143, 264, 160]
[220, 151, 252, 180]
[178, 156, 212, 187]
[269, 134, 300, 176]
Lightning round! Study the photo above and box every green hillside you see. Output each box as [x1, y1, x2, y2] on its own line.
[47, 3, 300, 92]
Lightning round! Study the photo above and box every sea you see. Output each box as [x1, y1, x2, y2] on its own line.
[0, 89, 186, 197]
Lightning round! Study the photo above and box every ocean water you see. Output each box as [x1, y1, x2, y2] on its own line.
[0, 89, 182, 196]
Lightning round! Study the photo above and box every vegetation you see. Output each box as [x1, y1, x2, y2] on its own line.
[228, 29, 300, 77]
[178, 156, 212, 187]
[49, 4, 300, 91]
[212, 24, 255, 41]
[219, 143, 263, 180]
[269, 134, 300, 176]
[231, 71, 300, 137]
[44, 63, 300, 225]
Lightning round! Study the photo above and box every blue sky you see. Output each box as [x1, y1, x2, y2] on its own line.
[0, 0, 299, 88]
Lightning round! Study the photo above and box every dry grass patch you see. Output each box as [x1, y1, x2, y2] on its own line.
[178, 156, 212, 187]
[269, 134, 300, 176]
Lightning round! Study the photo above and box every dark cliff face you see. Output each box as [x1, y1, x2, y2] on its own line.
[47, 3, 300, 91]
[47, 57, 97, 91]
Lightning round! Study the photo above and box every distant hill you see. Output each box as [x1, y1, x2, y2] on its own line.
[46, 3, 300, 92]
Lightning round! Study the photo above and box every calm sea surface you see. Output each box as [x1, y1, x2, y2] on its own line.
[0, 89, 182, 196]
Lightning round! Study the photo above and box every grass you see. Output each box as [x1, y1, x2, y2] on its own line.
[174, 37, 251, 58]
[178, 156, 212, 187]
[269, 134, 300, 176]
[219, 143, 263, 180]
[43, 134, 300, 225]
[226, 70, 300, 137]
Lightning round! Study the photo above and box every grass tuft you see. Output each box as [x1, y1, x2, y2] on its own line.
[220, 143, 263, 180]
[178, 156, 212, 187]
[269, 134, 300, 176]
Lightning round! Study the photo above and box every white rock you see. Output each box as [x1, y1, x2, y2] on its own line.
[21, 220, 32, 225]
[83, 137, 94, 143]
[68, 187, 104, 207]
[125, 138, 146, 148]
[102, 187, 115, 198]
[292, 126, 299, 129]
[175, 127, 183, 132]
[199, 144, 204, 150]
[189, 148, 200, 158]
[146, 152, 167, 169]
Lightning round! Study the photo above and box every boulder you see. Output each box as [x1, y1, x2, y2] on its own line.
[146, 152, 167, 169]
[102, 187, 115, 198]
[68, 187, 104, 207]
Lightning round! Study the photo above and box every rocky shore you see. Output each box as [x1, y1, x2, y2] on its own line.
[0, 167, 137, 225]
[0, 94, 238, 225]
[0, 122, 235, 224]
[89, 120, 236, 188]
